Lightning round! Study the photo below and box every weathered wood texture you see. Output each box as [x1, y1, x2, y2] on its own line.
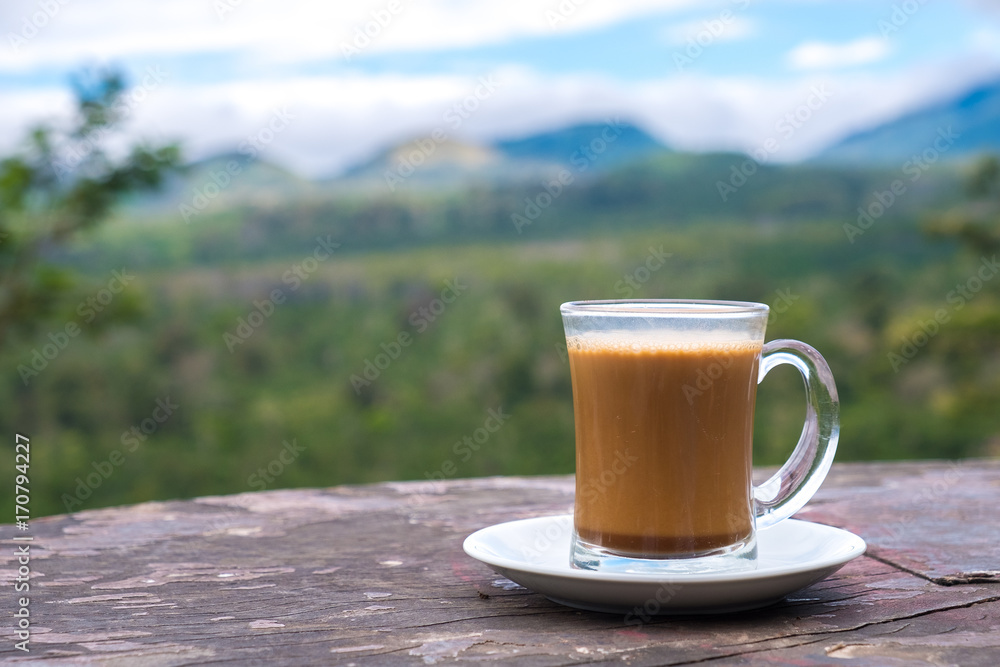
[2, 460, 999, 665]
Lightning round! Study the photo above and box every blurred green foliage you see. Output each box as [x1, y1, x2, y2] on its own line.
[0, 69, 180, 348]
[2, 80, 998, 519]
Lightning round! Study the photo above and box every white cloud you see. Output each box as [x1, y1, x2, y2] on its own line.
[0, 88, 75, 156]
[2, 0, 997, 177]
[971, 27, 1000, 56]
[0, 0, 697, 72]
[662, 15, 756, 47]
[115, 69, 529, 177]
[786, 36, 891, 71]
[5, 56, 994, 178]
[125, 61, 1000, 175]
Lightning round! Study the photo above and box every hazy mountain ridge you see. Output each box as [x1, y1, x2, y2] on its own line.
[818, 77, 1000, 165]
[494, 120, 666, 167]
[119, 76, 999, 218]
[118, 152, 316, 219]
[338, 76, 1000, 182]
[336, 120, 668, 191]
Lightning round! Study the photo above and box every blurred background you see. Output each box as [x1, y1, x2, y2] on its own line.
[2, 0, 999, 518]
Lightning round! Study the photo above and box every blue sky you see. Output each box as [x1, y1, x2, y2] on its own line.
[1, 0, 998, 176]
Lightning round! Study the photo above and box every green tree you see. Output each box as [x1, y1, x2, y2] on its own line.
[926, 155, 1000, 254]
[0, 69, 180, 346]
[917, 155, 1000, 456]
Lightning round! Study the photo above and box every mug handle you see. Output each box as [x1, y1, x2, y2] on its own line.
[754, 339, 840, 528]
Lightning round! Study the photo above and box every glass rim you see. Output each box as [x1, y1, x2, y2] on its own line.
[560, 299, 769, 316]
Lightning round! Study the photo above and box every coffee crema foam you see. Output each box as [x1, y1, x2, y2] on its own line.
[566, 332, 763, 355]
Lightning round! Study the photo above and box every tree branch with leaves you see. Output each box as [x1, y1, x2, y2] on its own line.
[0, 69, 180, 347]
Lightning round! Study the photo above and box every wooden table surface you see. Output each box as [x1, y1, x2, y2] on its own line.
[3, 460, 999, 665]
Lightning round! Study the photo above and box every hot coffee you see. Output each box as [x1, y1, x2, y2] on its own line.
[561, 300, 839, 574]
[569, 334, 761, 558]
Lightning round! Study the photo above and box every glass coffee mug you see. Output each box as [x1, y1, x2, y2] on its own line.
[562, 300, 839, 574]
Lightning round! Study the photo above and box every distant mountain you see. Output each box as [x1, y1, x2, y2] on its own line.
[118, 121, 670, 211]
[495, 121, 666, 168]
[818, 78, 1000, 164]
[118, 152, 315, 219]
[334, 137, 518, 191]
[335, 121, 669, 191]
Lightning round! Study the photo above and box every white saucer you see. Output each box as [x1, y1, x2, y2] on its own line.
[463, 516, 865, 615]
